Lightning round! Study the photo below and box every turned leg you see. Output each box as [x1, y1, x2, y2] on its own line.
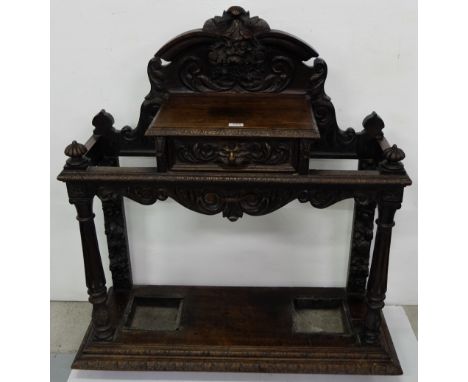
[73, 196, 114, 340]
[363, 197, 401, 344]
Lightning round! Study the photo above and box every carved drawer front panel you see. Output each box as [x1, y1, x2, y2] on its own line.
[170, 138, 297, 172]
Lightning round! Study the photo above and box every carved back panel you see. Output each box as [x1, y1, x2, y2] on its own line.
[109, 6, 363, 157]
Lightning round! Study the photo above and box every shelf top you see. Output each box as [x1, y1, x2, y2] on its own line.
[145, 93, 320, 139]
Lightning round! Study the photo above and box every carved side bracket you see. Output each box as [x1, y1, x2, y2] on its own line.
[91, 55, 169, 152]
[307, 59, 357, 153]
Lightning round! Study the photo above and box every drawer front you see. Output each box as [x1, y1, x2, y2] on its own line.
[169, 138, 297, 172]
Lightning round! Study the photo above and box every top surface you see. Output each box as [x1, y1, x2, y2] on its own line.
[145, 93, 320, 139]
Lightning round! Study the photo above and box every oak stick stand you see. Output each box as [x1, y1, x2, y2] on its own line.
[58, 6, 411, 375]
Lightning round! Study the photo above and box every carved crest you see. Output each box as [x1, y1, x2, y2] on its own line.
[202, 6, 270, 39]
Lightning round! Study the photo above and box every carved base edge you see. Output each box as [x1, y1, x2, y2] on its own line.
[73, 357, 402, 375]
[73, 318, 401, 375]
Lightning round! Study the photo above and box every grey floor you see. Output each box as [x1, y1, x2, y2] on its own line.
[50, 301, 418, 382]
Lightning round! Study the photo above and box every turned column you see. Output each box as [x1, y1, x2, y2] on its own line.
[72, 197, 114, 340]
[64, 141, 114, 341]
[363, 191, 402, 344]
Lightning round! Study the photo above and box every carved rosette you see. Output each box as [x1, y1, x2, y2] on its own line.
[175, 141, 290, 167]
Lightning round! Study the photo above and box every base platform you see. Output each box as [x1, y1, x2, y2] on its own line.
[73, 286, 402, 375]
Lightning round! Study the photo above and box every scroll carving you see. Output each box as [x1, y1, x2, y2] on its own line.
[175, 140, 290, 167]
[128, 56, 169, 141]
[298, 188, 354, 209]
[173, 188, 295, 222]
[124, 186, 168, 205]
[178, 6, 294, 92]
[307, 58, 357, 151]
[95, 185, 366, 222]
[179, 49, 294, 93]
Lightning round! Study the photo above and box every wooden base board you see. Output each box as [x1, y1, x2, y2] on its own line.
[72, 286, 402, 375]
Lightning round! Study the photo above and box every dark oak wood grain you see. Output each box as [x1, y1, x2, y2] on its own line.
[58, 5, 411, 375]
[147, 93, 319, 138]
[72, 286, 402, 375]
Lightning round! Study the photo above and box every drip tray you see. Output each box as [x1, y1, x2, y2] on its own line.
[292, 298, 348, 334]
[125, 296, 183, 331]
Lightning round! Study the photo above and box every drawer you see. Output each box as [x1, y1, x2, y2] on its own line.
[153, 136, 312, 174]
[170, 137, 297, 172]
[146, 93, 320, 174]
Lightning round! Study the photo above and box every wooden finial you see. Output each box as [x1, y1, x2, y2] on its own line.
[64, 140, 89, 169]
[92, 109, 115, 135]
[380, 144, 406, 173]
[362, 112, 384, 140]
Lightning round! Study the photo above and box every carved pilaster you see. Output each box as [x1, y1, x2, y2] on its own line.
[347, 200, 376, 300]
[68, 186, 114, 341]
[362, 189, 402, 344]
[95, 157, 133, 290]
[346, 160, 377, 300]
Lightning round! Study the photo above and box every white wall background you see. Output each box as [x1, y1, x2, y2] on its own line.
[51, 0, 417, 304]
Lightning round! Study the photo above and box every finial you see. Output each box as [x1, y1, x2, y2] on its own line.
[202, 6, 270, 40]
[226, 6, 246, 16]
[92, 109, 115, 135]
[64, 140, 89, 169]
[380, 144, 406, 173]
[362, 111, 384, 140]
